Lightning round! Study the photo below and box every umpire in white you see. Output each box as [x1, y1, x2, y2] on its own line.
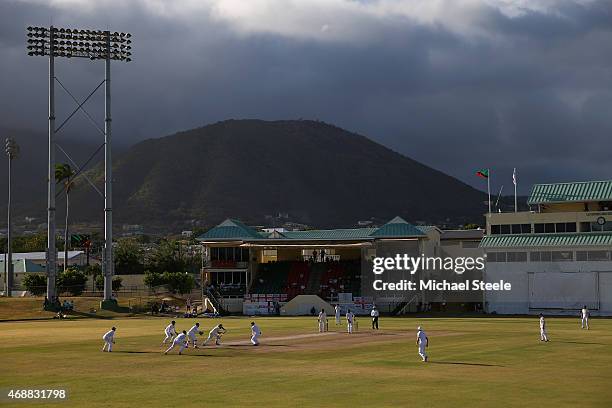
[371, 306, 379, 330]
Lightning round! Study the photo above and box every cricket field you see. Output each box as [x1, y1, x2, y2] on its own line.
[1, 312, 611, 407]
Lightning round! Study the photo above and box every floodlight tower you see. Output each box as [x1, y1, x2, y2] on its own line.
[26, 26, 131, 305]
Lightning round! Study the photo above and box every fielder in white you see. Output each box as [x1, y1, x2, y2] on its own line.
[203, 323, 226, 346]
[416, 326, 428, 362]
[346, 310, 355, 333]
[165, 330, 188, 355]
[251, 321, 262, 346]
[187, 322, 201, 348]
[539, 313, 549, 342]
[102, 327, 116, 352]
[318, 308, 327, 333]
[335, 304, 341, 325]
[581, 305, 590, 330]
[162, 320, 177, 344]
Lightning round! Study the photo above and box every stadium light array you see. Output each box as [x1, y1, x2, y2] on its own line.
[27, 26, 132, 61]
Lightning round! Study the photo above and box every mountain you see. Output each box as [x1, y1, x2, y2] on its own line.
[64, 119, 487, 228]
[4, 120, 489, 230]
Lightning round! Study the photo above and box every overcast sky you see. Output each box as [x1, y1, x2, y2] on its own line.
[1, 0, 611, 193]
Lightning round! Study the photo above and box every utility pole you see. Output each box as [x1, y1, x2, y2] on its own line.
[4, 137, 20, 297]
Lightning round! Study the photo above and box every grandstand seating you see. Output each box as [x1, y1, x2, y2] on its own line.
[249, 260, 361, 301]
[250, 262, 290, 294]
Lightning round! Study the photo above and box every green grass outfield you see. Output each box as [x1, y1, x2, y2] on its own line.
[1, 316, 611, 408]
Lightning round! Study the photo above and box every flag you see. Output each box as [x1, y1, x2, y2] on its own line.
[476, 169, 489, 179]
[513, 168, 517, 186]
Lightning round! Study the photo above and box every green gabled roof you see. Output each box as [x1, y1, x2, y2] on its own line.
[370, 216, 426, 238]
[528, 180, 612, 205]
[281, 228, 378, 240]
[416, 225, 440, 234]
[480, 233, 612, 248]
[199, 216, 426, 242]
[197, 219, 262, 240]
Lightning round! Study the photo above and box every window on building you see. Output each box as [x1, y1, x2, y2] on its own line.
[500, 225, 511, 234]
[551, 251, 573, 261]
[507, 252, 527, 262]
[534, 223, 575, 234]
[530, 252, 540, 262]
[491, 225, 501, 235]
[576, 251, 588, 261]
[261, 249, 278, 263]
[506, 224, 532, 234]
[496, 252, 507, 262]
[540, 251, 552, 262]
[588, 251, 610, 261]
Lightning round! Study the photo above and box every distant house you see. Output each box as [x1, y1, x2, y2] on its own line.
[1, 251, 87, 267]
[0, 259, 46, 290]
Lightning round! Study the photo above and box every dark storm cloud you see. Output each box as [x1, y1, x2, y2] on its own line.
[1, 0, 611, 193]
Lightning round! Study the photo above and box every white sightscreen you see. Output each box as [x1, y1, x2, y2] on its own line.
[528, 272, 598, 309]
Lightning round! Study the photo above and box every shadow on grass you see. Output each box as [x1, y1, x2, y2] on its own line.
[428, 361, 503, 367]
[554, 340, 607, 345]
[225, 344, 289, 348]
[68, 311, 114, 319]
[114, 350, 230, 357]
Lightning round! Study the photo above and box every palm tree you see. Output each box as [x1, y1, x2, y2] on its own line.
[55, 163, 76, 272]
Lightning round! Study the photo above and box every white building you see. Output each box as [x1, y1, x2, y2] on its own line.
[1, 251, 87, 267]
[482, 180, 612, 315]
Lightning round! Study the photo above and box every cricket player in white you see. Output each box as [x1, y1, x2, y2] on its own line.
[539, 314, 549, 342]
[251, 321, 262, 346]
[165, 330, 187, 355]
[187, 322, 201, 348]
[318, 308, 327, 333]
[581, 305, 590, 330]
[162, 320, 177, 344]
[416, 326, 428, 362]
[335, 305, 341, 325]
[102, 327, 116, 352]
[203, 323, 226, 346]
[346, 310, 355, 333]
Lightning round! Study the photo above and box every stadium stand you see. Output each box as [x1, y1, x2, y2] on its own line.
[249, 260, 361, 301]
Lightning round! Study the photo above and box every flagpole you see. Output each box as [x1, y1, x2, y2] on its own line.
[487, 168, 491, 214]
[513, 168, 517, 213]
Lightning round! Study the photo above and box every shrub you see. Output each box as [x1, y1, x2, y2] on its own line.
[57, 268, 88, 296]
[162, 271, 195, 295]
[22, 274, 47, 296]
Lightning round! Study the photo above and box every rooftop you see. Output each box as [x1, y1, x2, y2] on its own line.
[0, 251, 84, 261]
[198, 216, 426, 242]
[527, 180, 612, 205]
[480, 232, 612, 248]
